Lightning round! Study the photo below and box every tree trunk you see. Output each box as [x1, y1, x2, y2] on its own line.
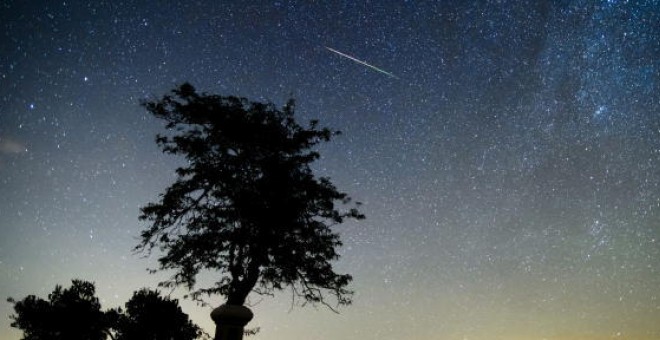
[227, 260, 261, 305]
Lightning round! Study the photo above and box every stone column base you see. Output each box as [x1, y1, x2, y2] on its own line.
[211, 304, 254, 340]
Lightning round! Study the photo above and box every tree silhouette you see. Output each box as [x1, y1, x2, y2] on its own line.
[137, 83, 364, 309]
[115, 288, 204, 340]
[9, 281, 205, 340]
[7, 280, 116, 340]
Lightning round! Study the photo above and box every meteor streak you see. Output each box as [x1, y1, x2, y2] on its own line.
[325, 46, 399, 79]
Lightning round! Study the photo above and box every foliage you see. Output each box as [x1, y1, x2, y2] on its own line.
[7, 280, 115, 340]
[9, 280, 205, 340]
[137, 83, 364, 309]
[115, 288, 204, 340]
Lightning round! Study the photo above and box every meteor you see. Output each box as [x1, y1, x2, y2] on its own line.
[325, 46, 399, 79]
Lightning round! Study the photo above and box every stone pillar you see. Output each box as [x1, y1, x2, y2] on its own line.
[211, 304, 254, 340]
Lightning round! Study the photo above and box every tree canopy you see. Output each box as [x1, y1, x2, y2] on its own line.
[115, 288, 203, 340]
[8, 280, 204, 340]
[7, 280, 116, 340]
[137, 83, 364, 309]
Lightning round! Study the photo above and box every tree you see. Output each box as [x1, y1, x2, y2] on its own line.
[8, 281, 205, 340]
[7, 280, 116, 340]
[137, 83, 364, 310]
[115, 288, 204, 340]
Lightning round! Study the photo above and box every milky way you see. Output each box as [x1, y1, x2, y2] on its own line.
[1, 1, 659, 339]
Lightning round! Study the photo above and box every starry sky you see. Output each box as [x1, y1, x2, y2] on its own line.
[1, 1, 660, 339]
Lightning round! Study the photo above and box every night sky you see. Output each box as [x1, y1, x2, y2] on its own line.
[2, 1, 660, 339]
